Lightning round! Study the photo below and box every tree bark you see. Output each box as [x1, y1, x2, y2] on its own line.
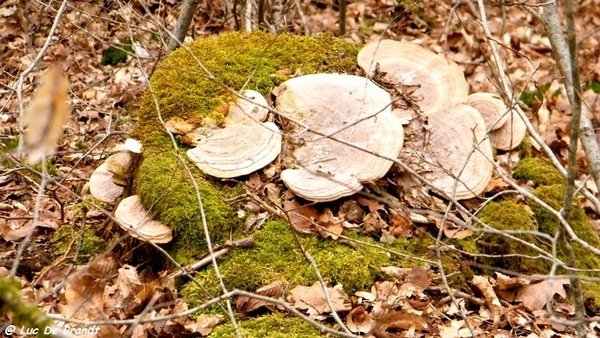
[167, 0, 199, 53]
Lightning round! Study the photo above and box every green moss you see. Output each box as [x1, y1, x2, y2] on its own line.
[529, 184, 600, 310]
[131, 32, 360, 264]
[519, 84, 551, 107]
[529, 184, 600, 265]
[52, 225, 107, 264]
[182, 221, 390, 306]
[0, 277, 54, 337]
[210, 312, 323, 338]
[584, 81, 600, 94]
[101, 43, 132, 66]
[582, 280, 600, 315]
[513, 157, 565, 187]
[475, 199, 551, 274]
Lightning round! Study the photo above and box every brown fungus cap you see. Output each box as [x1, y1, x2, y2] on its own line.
[186, 91, 282, 178]
[275, 73, 404, 202]
[467, 93, 509, 131]
[488, 109, 527, 151]
[89, 163, 124, 203]
[357, 40, 469, 112]
[114, 195, 172, 243]
[398, 104, 494, 200]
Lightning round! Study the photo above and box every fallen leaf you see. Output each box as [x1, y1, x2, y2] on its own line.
[283, 199, 318, 233]
[316, 208, 344, 239]
[236, 280, 284, 315]
[346, 305, 375, 334]
[288, 282, 351, 320]
[22, 64, 70, 163]
[515, 278, 569, 311]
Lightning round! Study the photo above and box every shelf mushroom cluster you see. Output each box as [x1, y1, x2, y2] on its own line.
[87, 39, 530, 244]
[357, 40, 491, 200]
[179, 40, 526, 202]
[89, 139, 172, 244]
[357, 40, 526, 200]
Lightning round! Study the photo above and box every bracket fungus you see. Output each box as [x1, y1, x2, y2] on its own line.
[357, 40, 469, 112]
[186, 90, 282, 178]
[275, 73, 404, 202]
[467, 93, 509, 131]
[89, 163, 124, 203]
[488, 109, 527, 151]
[89, 140, 141, 203]
[398, 105, 494, 200]
[467, 92, 526, 151]
[115, 195, 172, 243]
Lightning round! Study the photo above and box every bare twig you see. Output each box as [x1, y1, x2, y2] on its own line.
[167, 0, 199, 52]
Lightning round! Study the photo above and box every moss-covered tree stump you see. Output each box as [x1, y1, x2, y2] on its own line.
[129, 32, 401, 331]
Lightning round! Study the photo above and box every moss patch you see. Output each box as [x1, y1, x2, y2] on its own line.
[52, 225, 107, 264]
[209, 312, 323, 338]
[182, 221, 390, 307]
[513, 157, 565, 187]
[0, 277, 54, 337]
[475, 199, 551, 274]
[130, 31, 360, 264]
[529, 184, 600, 269]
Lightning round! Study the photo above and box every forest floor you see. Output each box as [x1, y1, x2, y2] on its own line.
[1, 0, 600, 337]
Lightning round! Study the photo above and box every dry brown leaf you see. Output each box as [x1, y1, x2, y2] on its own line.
[288, 282, 351, 320]
[282, 199, 318, 233]
[471, 275, 502, 326]
[236, 280, 284, 315]
[22, 64, 70, 163]
[356, 196, 386, 214]
[432, 216, 473, 240]
[406, 266, 431, 296]
[388, 209, 413, 238]
[346, 305, 375, 334]
[316, 208, 344, 239]
[246, 172, 263, 191]
[191, 314, 223, 336]
[371, 310, 428, 334]
[514, 278, 569, 311]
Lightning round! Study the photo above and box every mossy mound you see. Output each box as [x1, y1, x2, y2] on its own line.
[479, 156, 600, 310]
[182, 221, 390, 305]
[52, 225, 107, 264]
[529, 184, 600, 269]
[475, 199, 551, 274]
[130, 31, 360, 264]
[209, 312, 323, 338]
[513, 157, 565, 187]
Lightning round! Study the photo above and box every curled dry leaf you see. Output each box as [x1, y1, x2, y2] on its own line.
[472, 275, 502, 326]
[288, 282, 351, 320]
[346, 305, 375, 334]
[22, 64, 70, 163]
[236, 280, 284, 315]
